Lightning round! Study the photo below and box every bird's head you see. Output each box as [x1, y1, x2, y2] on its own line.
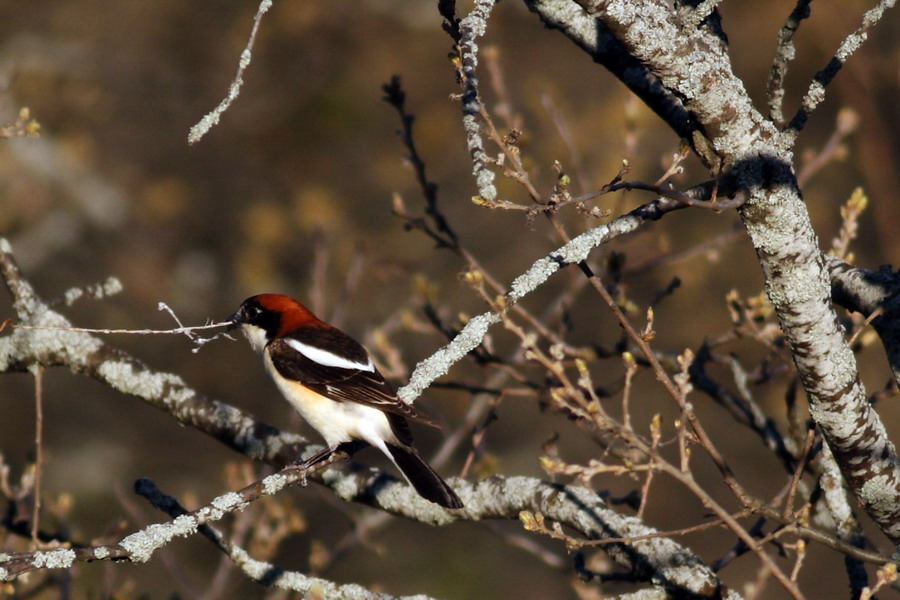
[227, 294, 319, 352]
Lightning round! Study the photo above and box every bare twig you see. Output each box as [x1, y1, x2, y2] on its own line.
[30, 366, 43, 547]
[796, 108, 859, 187]
[383, 76, 459, 250]
[3, 317, 233, 352]
[783, 428, 815, 521]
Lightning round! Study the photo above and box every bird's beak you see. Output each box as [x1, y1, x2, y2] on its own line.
[224, 311, 243, 332]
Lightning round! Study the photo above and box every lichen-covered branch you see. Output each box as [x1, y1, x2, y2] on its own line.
[1, 455, 422, 599]
[766, 0, 812, 126]
[0, 470, 741, 599]
[454, 0, 498, 202]
[187, 0, 273, 144]
[0, 237, 306, 465]
[525, 0, 697, 142]
[517, 0, 900, 543]
[133, 477, 406, 598]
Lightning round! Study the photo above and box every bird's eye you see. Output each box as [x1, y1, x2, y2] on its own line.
[238, 304, 258, 322]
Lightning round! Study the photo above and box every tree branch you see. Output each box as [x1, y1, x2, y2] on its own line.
[516, 0, 900, 544]
[827, 255, 900, 387]
[397, 183, 718, 403]
[0, 237, 307, 465]
[1, 454, 422, 600]
[767, 0, 813, 126]
[524, 0, 698, 142]
[782, 0, 897, 143]
[0, 234, 743, 594]
[187, 0, 273, 144]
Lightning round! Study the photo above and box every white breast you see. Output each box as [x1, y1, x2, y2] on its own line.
[263, 351, 397, 454]
[240, 324, 269, 354]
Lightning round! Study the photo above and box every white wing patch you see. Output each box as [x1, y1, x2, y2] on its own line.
[285, 338, 374, 372]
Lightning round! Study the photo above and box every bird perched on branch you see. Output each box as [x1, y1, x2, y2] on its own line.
[227, 293, 463, 509]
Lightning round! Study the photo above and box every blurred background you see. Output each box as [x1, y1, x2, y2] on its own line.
[0, 1, 898, 598]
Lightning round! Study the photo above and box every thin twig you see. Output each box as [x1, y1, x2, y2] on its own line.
[682, 0, 725, 29]
[31, 366, 44, 548]
[848, 307, 884, 348]
[796, 108, 859, 187]
[783, 427, 815, 521]
[4, 318, 233, 352]
[188, 0, 273, 144]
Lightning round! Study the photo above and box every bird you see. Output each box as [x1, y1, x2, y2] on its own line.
[227, 293, 463, 509]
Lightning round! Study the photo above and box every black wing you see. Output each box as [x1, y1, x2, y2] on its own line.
[267, 333, 437, 427]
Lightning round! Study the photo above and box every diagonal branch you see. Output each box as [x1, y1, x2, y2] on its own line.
[131, 468, 420, 599]
[524, 0, 698, 142]
[398, 182, 716, 403]
[1, 453, 419, 600]
[187, 0, 273, 144]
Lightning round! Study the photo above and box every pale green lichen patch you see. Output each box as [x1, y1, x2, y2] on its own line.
[211, 492, 245, 512]
[97, 360, 191, 404]
[0, 309, 104, 371]
[861, 474, 897, 512]
[120, 524, 168, 563]
[120, 516, 197, 564]
[263, 473, 288, 495]
[33, 549, 76, 569]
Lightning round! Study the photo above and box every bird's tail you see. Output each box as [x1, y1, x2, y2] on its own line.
[386, 444, 464, 509]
